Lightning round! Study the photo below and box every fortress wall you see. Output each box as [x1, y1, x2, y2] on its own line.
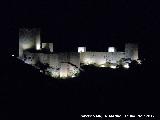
[38, 53, 50, 64]
[69, 52, 80, 68]
[93, 52, 106, 65]
[80, 52, 106, 65]
[23, 50, 126, 70]
[80, 52, 125, 64]
[49, 54, 59, 68]
[21, 51, 80, 78]
[80, 52, 94, 64]
[58, 52, 70, 63]
[106, 52, 125, 63]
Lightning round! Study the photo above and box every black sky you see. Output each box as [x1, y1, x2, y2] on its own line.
[2, 0, 160, 61]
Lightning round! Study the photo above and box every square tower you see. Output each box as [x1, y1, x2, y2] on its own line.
[42, 43, 53, 52]
[78, 47, 86, 53]
[108, 47, 116, 52]
[125, 43, 138, 60]
[19, 28, 41, 57]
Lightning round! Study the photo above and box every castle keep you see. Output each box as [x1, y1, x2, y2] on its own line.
[19, 28, 139, 78]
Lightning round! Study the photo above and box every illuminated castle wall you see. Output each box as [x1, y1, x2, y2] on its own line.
[19, 28, 139, 78]
[80, 43, 138, 65]
[22, 50, 80, 78]
[80, 52, 125, 65]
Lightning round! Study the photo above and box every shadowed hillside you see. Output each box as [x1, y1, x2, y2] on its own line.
[4, 55, 160, 119]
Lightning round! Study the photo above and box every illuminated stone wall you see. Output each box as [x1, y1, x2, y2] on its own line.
[80, 43, 138, 65]
[106, 52, 125, 63]
[22, 51, 80, 78]
[36, 53, 49, 64]
[49, 54, 59, 68]
[80, 52, 125, 65]
[80, 52, 106, 65]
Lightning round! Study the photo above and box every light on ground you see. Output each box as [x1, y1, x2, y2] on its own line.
[110, 65, 116, 69]
[123, 63, 129, 68]
[60, 72, 68, 78]
[100, 65, 105, 67]
[71, 75, 76, 78]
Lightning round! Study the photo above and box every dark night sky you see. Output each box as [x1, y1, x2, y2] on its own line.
[2, 0, 160, 61]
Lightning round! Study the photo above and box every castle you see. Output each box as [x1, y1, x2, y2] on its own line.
[19, 28, 139, 78]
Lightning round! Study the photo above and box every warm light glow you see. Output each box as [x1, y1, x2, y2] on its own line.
[84, 58, 92, 65]
[60, 72, 68, 78]
[36, 34, 41, 50]
[71, 75, 76, 78]
[12, 54, 14, 57]
[78, 47, 86, 53]
[84, 58, 93, 65]
[123, 63, 129, 68]
[110, 65, 116, 69]
[97, 60, 106, 65]
[108, 47, 115, 52]
[88, 61, 92, 64]
[36, 43, 41, 50]
[100, 65, 105, 67]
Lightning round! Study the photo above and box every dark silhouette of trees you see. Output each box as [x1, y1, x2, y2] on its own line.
[35, 61, 49, 73]
[129, 60, 139, 69]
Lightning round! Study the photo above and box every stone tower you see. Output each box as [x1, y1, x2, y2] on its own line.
[19, 28, 41, 57]
[125, 43, 138, 60]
